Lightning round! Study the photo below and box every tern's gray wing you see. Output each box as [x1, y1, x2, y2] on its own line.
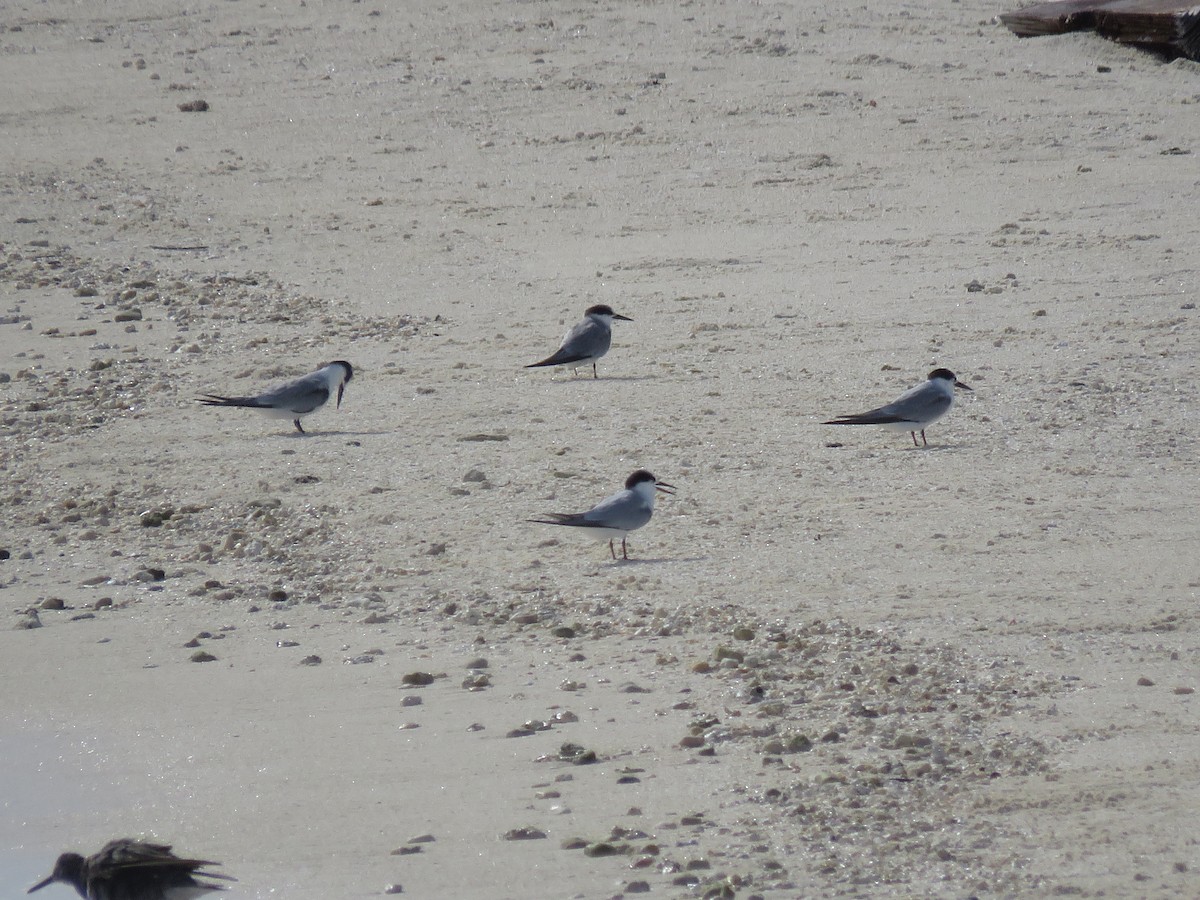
[580, 490, 652, 531]
[532, 489, 651, 532]
[826, 382, 948, 426]
[197, 372, 330, 413]
[254, 373, 332, 414]
[527, 317, 610, 367]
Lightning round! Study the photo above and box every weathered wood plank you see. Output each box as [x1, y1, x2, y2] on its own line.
[1001, 0, 1200, 60]
[999, 0, 1119, 37]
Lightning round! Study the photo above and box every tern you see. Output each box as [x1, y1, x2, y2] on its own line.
[197, 360, 353, 434]
[28, 838, 234, 899]
[531, 469, 675, 560]
[823, 368, 973, 446]
[525, 304, 632, 379]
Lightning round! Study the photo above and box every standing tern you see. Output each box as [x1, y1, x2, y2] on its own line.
[525, 304, 632, 379]
[197, 360, 353, 434]
[28, 838, 235, 899]
[823, 368, 973, 446]
[531, 469, 675, 560]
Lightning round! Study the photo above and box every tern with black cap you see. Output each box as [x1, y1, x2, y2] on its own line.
[531, 469, 675, 560]
[823, 368, 973, 446]
[197, 360, 353, 434]
[525, 305, 632, 379]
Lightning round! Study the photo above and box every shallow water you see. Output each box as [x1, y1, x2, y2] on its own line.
[1, 724, 86, 891]
[0, 723, 140, 894]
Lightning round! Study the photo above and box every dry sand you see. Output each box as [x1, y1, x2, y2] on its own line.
[2, 1, 1199, 897]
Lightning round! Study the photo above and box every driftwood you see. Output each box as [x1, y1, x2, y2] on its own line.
[1000, 0, 1200, 60]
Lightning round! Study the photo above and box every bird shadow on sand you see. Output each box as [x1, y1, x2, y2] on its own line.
[533, 373, 658, 385]
[906, 442, 970, 452]
[823, 441, 970, 452]
[603, 555, 706, 566]
[269, 428, 394, 439]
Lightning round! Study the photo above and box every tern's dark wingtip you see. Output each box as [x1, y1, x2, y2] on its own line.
[526, 353, 588, 368]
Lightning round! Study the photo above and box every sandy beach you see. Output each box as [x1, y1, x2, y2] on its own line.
[3, 1, 1199, 896]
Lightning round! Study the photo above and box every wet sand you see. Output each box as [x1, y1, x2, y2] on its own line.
[3, 1, 1199, 896]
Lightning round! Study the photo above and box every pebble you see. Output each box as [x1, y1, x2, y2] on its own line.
[190, 651, 217, 662]
[558, 743, 597, 764]
[584, 842, 624, 857]
[461, 674, 490, 690]
[465, 657, 488, 669]
[40, 597, 66, 610]
[502, 827, 546, 841]
[402, 671, 435, 685]
[139, 510, 170, 528]
[382, 884, 403, 895]
[401, 695, 422, 707]
[299, 655, 322, 666]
